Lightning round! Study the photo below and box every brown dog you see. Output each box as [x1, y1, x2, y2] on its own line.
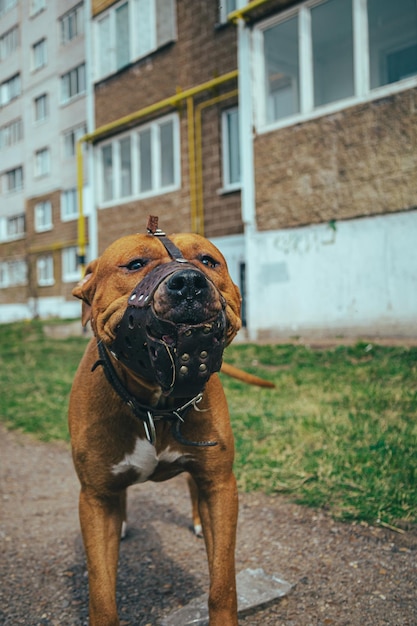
[69, 223, 243, 625]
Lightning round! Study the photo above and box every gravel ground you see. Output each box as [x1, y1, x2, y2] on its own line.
[1, 423, 416, 626]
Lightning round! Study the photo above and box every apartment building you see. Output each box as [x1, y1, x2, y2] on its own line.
[0, 0, 88, 321]
[1, 0, 416, 339]
[234, 0, 417, 338]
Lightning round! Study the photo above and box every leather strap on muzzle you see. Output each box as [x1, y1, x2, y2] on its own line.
[109, 217, 227, 397]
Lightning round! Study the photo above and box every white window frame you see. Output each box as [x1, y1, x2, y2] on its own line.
[34, 200, 52, 232]
[63, 124, 87, 158]
[0, 0, 17, 18]
[0, 73, 20, 106]
[221, 106, 241, 191]
[30, 0, 46, 17]
[61, 188, 78, 221]
[59, 3, 84, 45]
[93, 0, 176, 82]
[62, 245, 83, 282]
[34, 93, 48, 122]
[5, 166, 23, 192]
[98, 113, 181, 206]
[36, 254, 54, 287]
[0, 25, 19, 61]
[61, 64, 86, 103]
[0, 258, 27, 288]
[0, 214, 25, 241]
[31, 38, 47, 71]
[254, 0, 417, 133]
[34, 147, 50, 178]
[0, 118, 23, 149]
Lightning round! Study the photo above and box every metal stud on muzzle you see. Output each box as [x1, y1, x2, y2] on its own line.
[109, 220, 228, 397]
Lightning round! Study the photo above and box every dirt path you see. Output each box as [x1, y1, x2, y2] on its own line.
[0, 424, 416, 626]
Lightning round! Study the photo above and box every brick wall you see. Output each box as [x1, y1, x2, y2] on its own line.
[254, 88, 417, 231]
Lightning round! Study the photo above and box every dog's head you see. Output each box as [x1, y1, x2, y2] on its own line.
[73, 232, 242, 396]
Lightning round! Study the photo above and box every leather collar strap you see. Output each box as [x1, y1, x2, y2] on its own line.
[147, 215, 185, 261]
[92, 340, 217, 448]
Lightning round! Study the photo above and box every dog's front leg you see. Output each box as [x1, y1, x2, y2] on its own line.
[198, 473, 239, 626]
[79, 488, 125, 626]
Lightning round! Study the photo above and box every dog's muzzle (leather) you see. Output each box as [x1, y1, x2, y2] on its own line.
[109, 260, 227, 397]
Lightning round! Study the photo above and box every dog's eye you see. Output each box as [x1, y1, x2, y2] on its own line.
[199, 255, 219, 269]
[122, 259, 147, 272]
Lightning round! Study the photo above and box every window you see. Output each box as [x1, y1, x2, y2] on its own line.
[34, 94, 48, 122]
[34, 201, 52, 232]
[0, 214, 25, 241]
[62, 246, 82, 282]
[32, 38, 47, 70]
[94, 0, 176, 81]
[63, 124, 87, 158]
[99, 114, 180, 204]
[31, 0, 46, 16]
[0, 74, 20, 106]
[0, 259, 27, 288]
[0, 25, 19, 60]
[60, 3, 84, 44]
[0, 0, 17, 17]
[256, 0, 417, 128]
[61, 188, 78, 220]
[368, 0, 417, 88]
[37, 255, 54, 286]
[35, 148, 50, 177]
[219, 0, 237, 23]
[5, 166, 23, 192]
[222, 107, 241, 189]
[61, 64, 86, 103]
[0, 118, 22, 149]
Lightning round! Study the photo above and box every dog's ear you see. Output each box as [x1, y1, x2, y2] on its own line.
[72, 259, 99, 326]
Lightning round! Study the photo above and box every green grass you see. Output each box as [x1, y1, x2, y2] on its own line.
[1, 321, 416, 526]
[221, 342, 417, 525]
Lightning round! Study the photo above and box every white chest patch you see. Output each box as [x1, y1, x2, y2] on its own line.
[112, 438, 158, 482]
[111, 440, 187, 483]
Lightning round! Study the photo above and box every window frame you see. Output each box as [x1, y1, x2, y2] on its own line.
[221, 106, 241, 192]
[34, 200, 53, 232]
[34, 93, 48, 123]
[0, 25, 19, 61]
[5, 166, 23, 192]
[0, 258, 27, 288]
[34, 147, 51, 178]
[98, 113, 181, 207]
[36, 254, 54, 287]
[93, 0, 176, 82]
[63, 123, 87, 158]
[0, 118, 23, 149]
[62, 245, 85, 282]
[254, 0, 417, 133]
[0, 73, 21, 106]
[31, 37, 47, 71]
[59, 3, 84, 45]
[61, 188, 78, 221]
[60, 64, 86, 103]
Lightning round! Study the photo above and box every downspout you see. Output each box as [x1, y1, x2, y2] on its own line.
[194, 88, 239, 238]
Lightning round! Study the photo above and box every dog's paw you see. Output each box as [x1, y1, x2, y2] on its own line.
[193, 523, 203, 538]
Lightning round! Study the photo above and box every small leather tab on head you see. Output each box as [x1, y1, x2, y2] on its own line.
[147, 215, 160, 234]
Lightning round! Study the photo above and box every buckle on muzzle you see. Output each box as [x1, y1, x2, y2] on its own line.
[110, 262, 227, 397]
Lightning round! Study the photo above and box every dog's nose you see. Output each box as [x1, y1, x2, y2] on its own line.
[166, 269, 209, 301]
